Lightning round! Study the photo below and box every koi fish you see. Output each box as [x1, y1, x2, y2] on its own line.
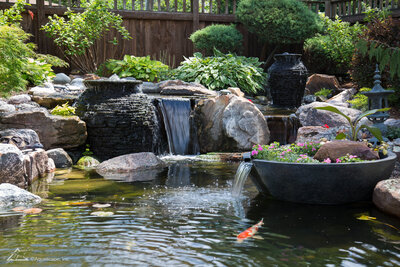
[237, 219, 264, 242]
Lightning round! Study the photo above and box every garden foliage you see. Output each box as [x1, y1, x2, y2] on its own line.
[0, 0, 67, 95]
[351, 9, 400, 108]
[314, 88, 333, 98]
[347, 87, 370, 111]
[304, 15, 364, 75]
[189, 24, 243, 56]
[236, 0, 321, 64]
[51, 103, 76, 116]
[172, 49, 266, 94]
[106, 55, 169, 82]
[42, 0, 131, 73]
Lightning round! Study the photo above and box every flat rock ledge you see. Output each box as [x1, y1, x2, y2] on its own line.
[373, 179, 400, 218]
[0, 183, 41, 209]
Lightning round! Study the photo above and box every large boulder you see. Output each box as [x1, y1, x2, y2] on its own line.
[31, 92, 76, 109]
[96, 152, 165, 181]
[295, 126, 338, 143]
[7, 94, 31, 105]
[0, 109, 87, 150]
[296, 102, 370, 128]
[373, 179, 400, 218]
[23, 149, 50, 185]
[160, 80, 217, 96]
[326, 88, 357, 108]
[194, 94, 270, 153]
[0, 128, 41, 150]
[0, 144, 25, 187]
[46, 148, 73, 168]
[313, 140, 379, 161]
[53, 73, 71, 85]
[0, 101, 16, 114]
[305, 74, 340, 95]
[0, 183, 41, 209]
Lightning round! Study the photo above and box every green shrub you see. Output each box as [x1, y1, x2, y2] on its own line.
[42, 0, 131, 73]
[172, 49, 267, 94]
[351, 10, 400, 107]
[0, 0, 67, 96]
[236, 0, 321, 64]
[314, 88, 333, 98]
[106, 55, 169, 82]
[347, 87, 371, 111]
[387, 126, 400, 140]
[51, 103, 76, 116]
[304, 15, 364, 75]
[189, 24, 243, 56]
[0, 25, 33, 95]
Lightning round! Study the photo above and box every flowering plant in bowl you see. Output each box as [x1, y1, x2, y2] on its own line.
[251, 142, 321, 163]
[251, 141, 367, 164]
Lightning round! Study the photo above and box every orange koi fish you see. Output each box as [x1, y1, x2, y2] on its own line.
[237, 219, 264, 242]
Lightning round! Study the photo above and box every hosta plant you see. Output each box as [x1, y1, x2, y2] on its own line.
[106, 55, 169, 82]
[172, 49, 266, 94]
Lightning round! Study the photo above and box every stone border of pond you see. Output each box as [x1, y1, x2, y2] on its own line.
[249, 151, 397, 205]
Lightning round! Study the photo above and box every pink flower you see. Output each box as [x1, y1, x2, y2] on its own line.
[349, 155, 357, 159]
[258, 145, 263, 151]
[297, 142, 304, 147]
[323, 158, 331, 163]
[336, 158, 342, 163]
[251, 150, 258, 156]
[312, 148, 316, 151]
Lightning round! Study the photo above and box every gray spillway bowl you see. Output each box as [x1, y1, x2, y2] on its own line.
[250, 152, 397, 204]
[83, 79, 142, 92]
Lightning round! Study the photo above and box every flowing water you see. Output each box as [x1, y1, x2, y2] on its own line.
[1, 161, 400, 266]
[159, 98, 192, 155]
[231, 162, 253, 198]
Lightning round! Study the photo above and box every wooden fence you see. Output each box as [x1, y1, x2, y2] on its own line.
[0, 0, 399, 70]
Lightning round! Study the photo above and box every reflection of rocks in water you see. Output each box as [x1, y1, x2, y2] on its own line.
[102, 168, 164, 183]
[30, 172, 55, 198]
[0, 215, 21, 230]
[166, 164, 191, 187]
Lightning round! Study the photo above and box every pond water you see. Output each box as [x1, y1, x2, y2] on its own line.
[1, 159, 400, 266]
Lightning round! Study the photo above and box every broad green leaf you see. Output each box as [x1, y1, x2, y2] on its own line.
[354, 108, 391, 126]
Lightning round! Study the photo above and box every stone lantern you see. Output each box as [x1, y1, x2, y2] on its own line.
[362, 64, 394, 142]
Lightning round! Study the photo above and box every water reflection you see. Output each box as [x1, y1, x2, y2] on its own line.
[166, 163, 191, 187]
[0, 162, 399, 266]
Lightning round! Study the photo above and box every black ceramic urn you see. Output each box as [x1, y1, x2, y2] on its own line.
[267, 53, 308, 108]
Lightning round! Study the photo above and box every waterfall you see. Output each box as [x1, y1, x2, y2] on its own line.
[159, 98, 195, 155]
[231, 162, 253, 197]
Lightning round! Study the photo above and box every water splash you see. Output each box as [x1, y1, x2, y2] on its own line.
[231, 162, 253, 197]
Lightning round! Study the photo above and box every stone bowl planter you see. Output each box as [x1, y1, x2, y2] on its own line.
[249, 152, 397, 204]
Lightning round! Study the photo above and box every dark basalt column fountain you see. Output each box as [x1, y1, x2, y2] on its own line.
[76, 80, 168, 161]
[268, 53, 308, 108]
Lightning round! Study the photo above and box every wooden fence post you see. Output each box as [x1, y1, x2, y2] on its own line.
[192, 0, 199, 32]
[36, 0, 45, 53]
[325, 0, 332, 18]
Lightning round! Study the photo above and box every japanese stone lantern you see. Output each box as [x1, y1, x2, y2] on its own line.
[362, 65, 394, 142]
